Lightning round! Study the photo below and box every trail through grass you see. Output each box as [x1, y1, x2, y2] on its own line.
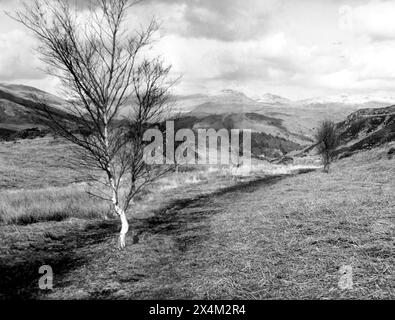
[0, 143, 393, 299]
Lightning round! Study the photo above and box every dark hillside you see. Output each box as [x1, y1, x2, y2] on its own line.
[335, 105, 395, 157]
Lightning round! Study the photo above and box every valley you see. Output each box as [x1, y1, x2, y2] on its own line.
[0, 83, 394, 300]
[2, 84, 394, 160]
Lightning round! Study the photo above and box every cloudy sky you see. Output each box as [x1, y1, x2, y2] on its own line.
[1, 0, 395, 99]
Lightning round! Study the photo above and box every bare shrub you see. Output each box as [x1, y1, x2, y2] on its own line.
[315, 120, 338, 173]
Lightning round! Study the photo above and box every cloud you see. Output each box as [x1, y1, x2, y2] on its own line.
[137, 0, 281, 41]
[0, 30, 45, 82]
[350, 1, 395, 41]
[3, 0, 395, 99]
[153, 31, 323, 96]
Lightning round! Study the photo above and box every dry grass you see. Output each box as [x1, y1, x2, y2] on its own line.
[0, 137, 107, 224]
[0, 138, 393, 299]
[187, 144, 394, 299]
[0, 149, 241, 225]
[0, 184, 110, 225]
[0, 137, 93, 190]
[39, 144, 393, 300]
[0, 136, 317, 226]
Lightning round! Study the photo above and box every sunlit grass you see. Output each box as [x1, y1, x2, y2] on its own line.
[0, 184, 111, 225]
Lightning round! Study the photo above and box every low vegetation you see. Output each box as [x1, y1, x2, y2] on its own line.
[315, 120, 338, 173]
[0, 136, 316, 227]
[0, 185, 110, 225]
[0, 137, 86, 190]
[0, 137, 393, 299]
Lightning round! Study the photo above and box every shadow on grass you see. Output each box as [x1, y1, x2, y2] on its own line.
[133, 173, 306, 252]
[0, 169, 315, 299]
[0, 220, 119, 299]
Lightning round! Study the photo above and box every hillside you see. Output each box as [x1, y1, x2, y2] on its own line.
[335, 105, 395, 157]
[1, 141, 393, 299]
[0, 85, 307, 158]
[175, 90, 394, 143]
[0, 88, 393, 300]
[289, 104, 395, 162]
[0, 84, 73, 140]
[173, 90, 395, 159]
[172, 113, 303, 159]
[2, 84, 394, 159]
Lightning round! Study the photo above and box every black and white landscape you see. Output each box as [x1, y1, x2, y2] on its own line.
[0, 0, 393, 301]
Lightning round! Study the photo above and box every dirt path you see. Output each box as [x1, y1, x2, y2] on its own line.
[0, 171, 311, 299]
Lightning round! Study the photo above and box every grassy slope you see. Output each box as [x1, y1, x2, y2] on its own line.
[197, 147, 394, 299]
[0, 138, 111, 224]
[0, 137, 313, 225]
[0, 144, 392, 299]
[0, 135, 393, 299]
[0, 137, 84, 190]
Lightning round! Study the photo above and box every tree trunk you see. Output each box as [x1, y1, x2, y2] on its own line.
[114, 204, 129, 249]
[323, 153, 330, 173]
[323, 162, 330, 173]
[109, 176, 129, 249]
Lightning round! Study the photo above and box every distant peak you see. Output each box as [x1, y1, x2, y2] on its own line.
[263, 93, 281, 97]
[256, 93, 290, 104]
[218, 89, 248, 97]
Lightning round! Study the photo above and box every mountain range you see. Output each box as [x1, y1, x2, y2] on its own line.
[1, 83, 394, 159]
[172, 89, 394, 143]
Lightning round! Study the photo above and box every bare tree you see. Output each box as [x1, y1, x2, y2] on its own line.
[315, 120, 338, 173]
[10, 0, 176, 248]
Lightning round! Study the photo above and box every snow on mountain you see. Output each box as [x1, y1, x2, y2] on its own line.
[218, 89, 248, 97]
[213, 89, 257, 104]
[255, 93, 291, 104]
[171, 89, 395, 115]
[197, 90, 290, 105]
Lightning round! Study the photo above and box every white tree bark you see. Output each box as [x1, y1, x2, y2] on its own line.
[115, 204, 129, 249]
[109, 176, 129, 249]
